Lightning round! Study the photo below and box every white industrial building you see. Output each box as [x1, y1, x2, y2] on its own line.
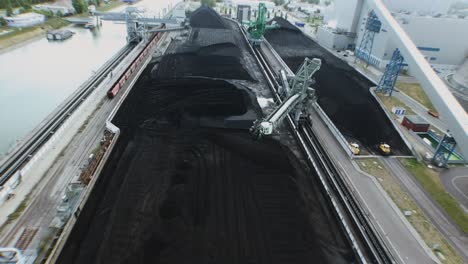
[4, 13, 45, 28]
[318, 0, 468, 74]
[33, 5, 73, 16]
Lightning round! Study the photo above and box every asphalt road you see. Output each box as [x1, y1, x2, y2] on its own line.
[382, 158, 468, 262]
[308, 109, 437, 264]
[440, 167, 468, 211]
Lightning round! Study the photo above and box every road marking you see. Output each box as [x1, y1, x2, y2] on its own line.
[385, 236, 405, 264]
[451, 176, 468, 201]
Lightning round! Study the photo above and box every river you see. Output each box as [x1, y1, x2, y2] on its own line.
[0, 0, 179, 156]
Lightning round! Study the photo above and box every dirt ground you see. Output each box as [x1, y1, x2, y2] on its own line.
[56, 7, 354, 264]
[265, 18, 411, 155]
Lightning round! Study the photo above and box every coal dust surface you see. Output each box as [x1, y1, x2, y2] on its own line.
[57, 7, 355, 264]
[266, 18, 410, 155]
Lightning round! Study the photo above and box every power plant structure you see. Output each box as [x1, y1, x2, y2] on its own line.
[318, 0, 468, 161]
[0, 1, 467, 264]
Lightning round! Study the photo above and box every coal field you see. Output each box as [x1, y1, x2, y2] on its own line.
[266, 18, 410, 155]
[57, 7, 355, 264]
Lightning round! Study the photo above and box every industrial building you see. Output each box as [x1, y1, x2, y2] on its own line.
[237, 4, 251, 23]
[33, 5, 73, 16]
[4, 13, 45, 28]
[402, 115, 430, 133]
[319, 0, 468, 74]
[355, 8, 468, 73]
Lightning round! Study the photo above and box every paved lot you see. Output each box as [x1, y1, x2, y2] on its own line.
[441, 167, 468, 212]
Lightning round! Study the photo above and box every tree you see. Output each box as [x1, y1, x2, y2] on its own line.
[92, 0, 101, 7]
[17, 0, 32, 10]
[72, 0, 88, 14]
[5, 0, 13, 16]
[200, 0, 215, 7]
[273, 0, 285, 6]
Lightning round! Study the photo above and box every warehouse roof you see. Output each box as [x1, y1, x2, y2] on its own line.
[405, 115, 429, 125]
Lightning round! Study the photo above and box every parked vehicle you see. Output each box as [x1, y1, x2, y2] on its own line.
[378, 143, 391, 155]
[427, 110, 439, 118]
[350, 143, 360, 155]
[46, 30, 74, 41]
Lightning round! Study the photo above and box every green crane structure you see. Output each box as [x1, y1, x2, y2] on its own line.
[245, 3, 278, 46]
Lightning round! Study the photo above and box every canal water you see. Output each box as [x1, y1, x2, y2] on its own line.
[0, 0, 179, 157]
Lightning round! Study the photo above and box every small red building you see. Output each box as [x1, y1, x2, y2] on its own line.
[402, 115, 430, 132]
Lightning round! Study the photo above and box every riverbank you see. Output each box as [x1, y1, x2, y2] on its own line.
[0, 0, 124, 54]
[96, 0, 125, 12]
[0, 17, 70, 54]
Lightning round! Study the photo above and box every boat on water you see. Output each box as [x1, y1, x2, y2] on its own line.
[46, 29, 74, 41]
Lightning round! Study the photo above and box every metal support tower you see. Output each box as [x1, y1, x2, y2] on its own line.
[376, 48, 404, 96]
[433, 132, 457, 167]
[125, 7, 148, 44]
[355, 10, 381, 66]
[250, 58, 322, 139]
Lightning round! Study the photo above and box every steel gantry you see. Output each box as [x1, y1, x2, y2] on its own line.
[433, 132, 458, 167]
[250, 58, 322, 139]
[94, 7, 181, 44]
[376, 48, 404, 96]
[245, 3, 278, 46]
[355, 10, 381, 66]
[125, 7, 148, 43]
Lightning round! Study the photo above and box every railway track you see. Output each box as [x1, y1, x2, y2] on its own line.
[0, 44, 134, 186]
[14, 227, 38, 250]
[300, 119, 394, 264]
[241, 21, 395, 262]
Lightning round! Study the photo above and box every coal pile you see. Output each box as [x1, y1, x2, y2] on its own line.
[265, 18, 410, 155]
[156, 50, 252, 80]
[58, 71, 353, 264]
[156, 10, 253, 81]
[189, 6, 227, 29]
[57, 8, 355, 264]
